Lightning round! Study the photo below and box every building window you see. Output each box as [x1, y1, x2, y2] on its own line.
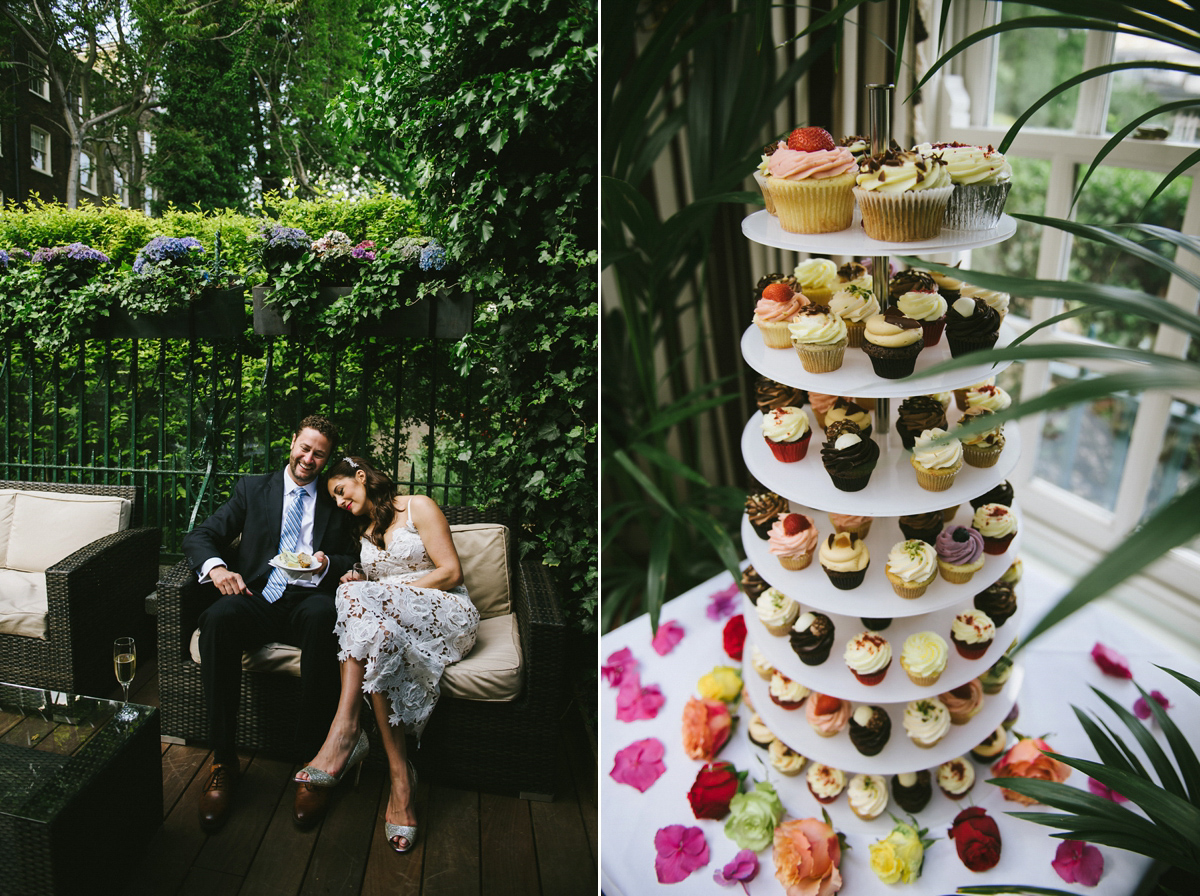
[112, 166, 129, 207]
[80, 151, 96, 194]
[30, 127, 51, 174]
[29, 55, 50, 101]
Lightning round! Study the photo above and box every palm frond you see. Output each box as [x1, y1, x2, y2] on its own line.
[1131, 680, 1200, 806]
[1157, 666, 1200, 701]
[1087, 687, 1187, 800]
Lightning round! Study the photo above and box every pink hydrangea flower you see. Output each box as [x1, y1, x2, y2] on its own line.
[714, 848, 759, 893]
[652, 619, 685, 656]
[610, 737, 666, 792]
[615, 675, 665, 722]
[706, 583, 741, 621]
[1087, 777, 1129, 803]
[1133, 690, 1171, 720]
[1091, 643, 1132, 678]
[1052, 840, 1104, 886]
[602, 647, 637, 687]
[654, 824, 709, 884]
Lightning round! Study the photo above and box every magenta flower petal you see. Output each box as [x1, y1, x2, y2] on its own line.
[713, 849, 759, 891]
[1091, 643, 1132, 679]
[1133, 690, 1171, 720]
[602, 647, 637, 687]
[615, 676, 665, 722]
[655, 824, 709, 884]
[1087, 777, 1129, 803]
[610, 737, 666, 792]
[652, 619, 685, 656]
[1053, 840, 1105, 886]
[706, 583, 741, 621]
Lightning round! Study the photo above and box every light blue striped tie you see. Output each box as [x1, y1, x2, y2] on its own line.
[263, 486, 306, 603]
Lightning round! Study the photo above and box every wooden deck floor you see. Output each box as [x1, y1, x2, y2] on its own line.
[122, 659, 598, 895]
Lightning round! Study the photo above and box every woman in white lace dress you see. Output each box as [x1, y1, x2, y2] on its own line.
[293, 455, 479, 852]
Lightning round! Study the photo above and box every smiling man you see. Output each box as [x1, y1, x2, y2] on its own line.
[182, 414, 358, 832]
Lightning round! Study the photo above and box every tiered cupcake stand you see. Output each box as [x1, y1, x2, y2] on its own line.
[737, 209, 1024, 828]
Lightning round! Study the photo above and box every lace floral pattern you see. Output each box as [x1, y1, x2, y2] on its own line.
[334, 521, 479, 736]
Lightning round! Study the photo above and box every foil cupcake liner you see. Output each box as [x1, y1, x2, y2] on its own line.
[943, 182, 1011, 231]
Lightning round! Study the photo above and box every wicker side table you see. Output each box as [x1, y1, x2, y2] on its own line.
[0, 683, 161, 895]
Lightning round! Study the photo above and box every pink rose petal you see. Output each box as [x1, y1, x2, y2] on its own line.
[616, 675, 665, 722]
[1087, 777, 1129, 803]
[1091, 643, 1132, 678]
[706, 583, 741, 621]
[655, 824, 710, 884]
[652, 620, 685, 656]
[1053, 840, 1105, 886]
[1133, 690, 1171, 720]
[610, 737, 666, 792]
[602, 647, 637, 687]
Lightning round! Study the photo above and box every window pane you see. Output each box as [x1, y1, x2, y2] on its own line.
[1032, 364, 1137, 511]
[30, 130, 47, 170]
[1147, 398, 1200, 513]
[1057, 167, 1191, 348]
[994, 3, 1085, 130]
[1110, 35, 1200, 145]
[965, 156, 1049, 319]
[80, 152, 93, 189]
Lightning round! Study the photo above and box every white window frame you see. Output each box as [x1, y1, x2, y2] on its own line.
[80, 150, 97, 194]
[29, 55, 50, 101]
[922, 0, 1200, 648]
[30, 126, 51, 175]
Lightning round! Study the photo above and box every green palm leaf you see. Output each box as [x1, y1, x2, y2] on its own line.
[1131, 680, 1200, 806]
[645, 518, 674, 633]
[1071, 705, 1142, 778]
[1086, 689, 1186, 798]
[1158, 666, 1200, 701]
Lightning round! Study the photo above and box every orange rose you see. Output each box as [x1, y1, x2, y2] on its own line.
[681, 697, 732, 760]
[773, 818, 843, 896]
[991, 736, 1071, 805]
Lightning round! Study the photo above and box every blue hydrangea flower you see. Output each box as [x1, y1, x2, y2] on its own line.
[33, 243, 110, 267]
[419, 243, 447, 271]
[261, 225, 311, 250]
[0, 250, 9, 271]
[133, 236, 205, 272]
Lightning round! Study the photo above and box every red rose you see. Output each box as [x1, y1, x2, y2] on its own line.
[687, 761, 740, 820]
[723, 614, 747, 661]
[948, 806, 1002, 871]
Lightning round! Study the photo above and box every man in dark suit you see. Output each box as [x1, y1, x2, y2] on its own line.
[182, 414, 358, 832]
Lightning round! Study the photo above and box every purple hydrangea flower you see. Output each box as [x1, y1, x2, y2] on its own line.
[133, 236, 205, 273]
[0, 249, 9, 271]
[261, 225, 310, 250]
[33, 243, 110, 267]
[351, 240, 377, 262]
[419, 243, 446, 271]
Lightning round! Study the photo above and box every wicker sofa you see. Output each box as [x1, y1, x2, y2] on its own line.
[0, 480, 161, 696]
[155, 505, 569, 798]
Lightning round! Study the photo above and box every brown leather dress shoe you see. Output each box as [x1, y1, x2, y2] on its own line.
[293, 780, 333, 828]
[198, 762, 240, 832]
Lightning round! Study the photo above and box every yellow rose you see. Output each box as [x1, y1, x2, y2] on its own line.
[697, 665, 743, 702]
[869, 840, 902, 883]
[889, 822, 925, 881]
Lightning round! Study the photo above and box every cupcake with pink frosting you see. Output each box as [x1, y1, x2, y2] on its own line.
[766, 126, 858, 234]
[753, 280, 809, 349]
[828, 512, 873, 540]
[768, 512, 818, 570]
[806, 692, 852, 737]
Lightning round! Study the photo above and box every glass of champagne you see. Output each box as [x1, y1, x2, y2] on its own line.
[114, 637, 137, 722]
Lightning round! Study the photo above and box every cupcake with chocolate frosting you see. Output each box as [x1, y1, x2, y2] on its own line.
[945, 295, 1001, 357]
[971, 480, 1014, 510]
[820, 420, 880, 492]
[755, 375, 807, 412]
[789, 611, 836, 666]
[848, 704, 892, 756]
[888, 268, 939, 304]
[891, 770, 932, 812]
[745, 491, 789, 539]
[740, 564, 770, 600]
[898, 511, 945, 544]
[896, 395, 948, 450]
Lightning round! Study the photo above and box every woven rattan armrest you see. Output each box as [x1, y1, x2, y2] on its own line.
[508, 558, 569, 713]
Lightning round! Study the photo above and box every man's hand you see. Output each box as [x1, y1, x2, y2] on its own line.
[210, 565, 252, 596]
[312, 551, 329, 574]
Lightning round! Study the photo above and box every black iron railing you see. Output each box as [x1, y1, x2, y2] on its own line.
[0, 334, 476, 557]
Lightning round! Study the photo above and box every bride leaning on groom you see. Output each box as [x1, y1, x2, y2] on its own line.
[183, 414, 479, 854]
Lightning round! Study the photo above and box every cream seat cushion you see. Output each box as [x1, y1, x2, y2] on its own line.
[3, 491, 132, 572]
[0, 569, 51, 639]
[188, 613, 523, 701]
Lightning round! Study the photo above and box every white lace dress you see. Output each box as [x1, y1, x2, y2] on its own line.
[334, 521, 479, 737]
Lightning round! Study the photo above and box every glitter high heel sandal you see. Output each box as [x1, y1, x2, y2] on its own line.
[385, 761, 419, 853]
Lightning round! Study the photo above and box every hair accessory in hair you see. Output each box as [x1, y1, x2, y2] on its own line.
[344, 457, 359, 468]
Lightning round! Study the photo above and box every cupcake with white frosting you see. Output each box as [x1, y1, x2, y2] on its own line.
[848, 773, 889, 820]
[900, 631, 950, 686]
[768, 738, 807, 776]
[903, 697, 951, 748]
[885, 539, 938, 599]
[755, 587, 799, 636]
[909, 427, 964, 492]
[806, 762, 847, 803]
[937, 756, 977, 799]
[972, 503, 1018, 555]
[843, 631, 892, 685]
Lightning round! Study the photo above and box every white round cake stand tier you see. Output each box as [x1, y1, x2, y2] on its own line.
[743, 653, 1023, 777]
[741, 323, 1015, 397]
[742, 413, 1022, 515]
[742, 588, 1024, 704]
[740, 509, 1021, 618]
[741, 209, 1018, 256]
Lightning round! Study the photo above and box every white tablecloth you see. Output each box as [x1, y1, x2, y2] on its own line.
[600, 561, 1200, 894]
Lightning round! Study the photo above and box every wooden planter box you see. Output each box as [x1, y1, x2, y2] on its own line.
[104, 288, 246, 340]
[252, 285, 473, 340]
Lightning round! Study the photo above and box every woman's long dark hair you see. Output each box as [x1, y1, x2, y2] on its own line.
[326, 455, 398, 549]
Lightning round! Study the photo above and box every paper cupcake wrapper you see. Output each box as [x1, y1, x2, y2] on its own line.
[794, 338, 848, 373]
[938, 562, 978, 584]
[756, 318, 794, 349]
[778, 552, 814, 571]
[943, 182, 1011, 231]
[824, 565, 868, 590]
[769, 172, 856, 234]
[962, 442, 1003, 468]
[853, 185, 954, 241]
[843, 320, 866, 348]
[947, 331, 1000, 357]
[911, 457, 962, 492]
[766, 432, 812, 462]
[754, 171, 777, 216]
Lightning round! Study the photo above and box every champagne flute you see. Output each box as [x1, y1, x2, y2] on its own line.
[114, 637, 138, 722]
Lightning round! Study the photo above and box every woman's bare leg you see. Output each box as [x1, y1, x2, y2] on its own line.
[373, 691, 417, 850]
[296, 657, 367, 781]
